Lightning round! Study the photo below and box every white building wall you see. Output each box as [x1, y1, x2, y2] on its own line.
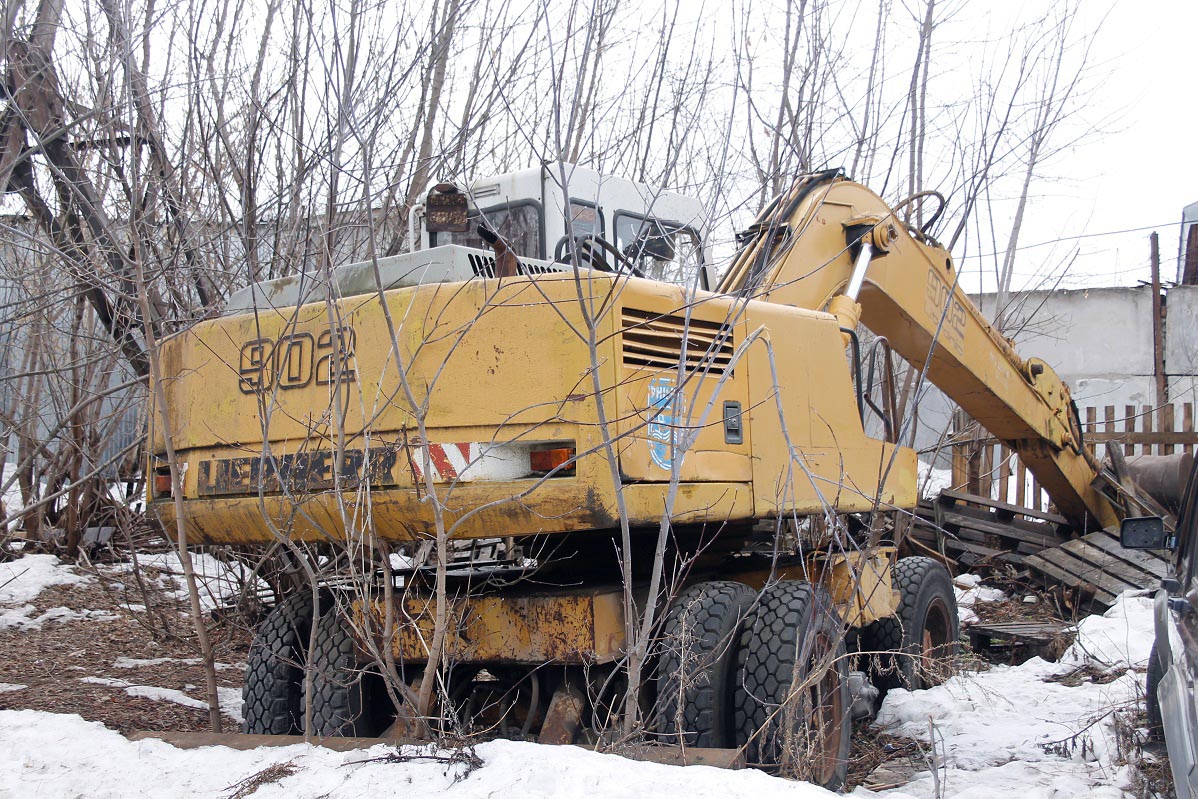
[916, 285, 1196, 466]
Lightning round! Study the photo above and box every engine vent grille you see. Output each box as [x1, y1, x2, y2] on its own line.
[467, 253, 561, 277]
[621, 308, 734, 374]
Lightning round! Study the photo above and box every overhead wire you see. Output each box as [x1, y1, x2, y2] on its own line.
[956, 220, 1188, 260]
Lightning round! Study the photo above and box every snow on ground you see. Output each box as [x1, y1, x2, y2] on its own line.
[81, 676, 211, 712]
[952, 574, 1006, 625]
[1060, 591, 1155, 671]
[76, 677, 244, 725]
[0, 554, 1155, 798]
[112, 656, 243, 671]
[0, 683, 26, 692]
[868, 591, 1153, 798]
[113, 550, 268, 612]
[0, 554, 102, 630]
[0, 605, 118, 631]
[0, 710, 844, 799]
[0, 554, 89, 604]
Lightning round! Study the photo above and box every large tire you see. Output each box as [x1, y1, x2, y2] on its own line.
[310, 602, 395, 737]
[655, 581, 756, 747]
[1146, 639, 1164, 741]
[734, 581, 851, 791]
[242, 591, 319, 734]
[862, 556, 960, 692]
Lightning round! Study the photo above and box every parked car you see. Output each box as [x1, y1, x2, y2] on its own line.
[1123, 457, 1198, 799]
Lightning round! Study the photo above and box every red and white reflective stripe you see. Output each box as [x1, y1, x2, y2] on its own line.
[408, 441, 535, 483]
[409, 442, 475, 482]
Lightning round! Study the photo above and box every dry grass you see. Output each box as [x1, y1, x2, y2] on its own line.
[0, 558, 251, 735]
[1113, 708, 1175, 799]
[844, 724, 928, 791]
[224, 762, 298, 799]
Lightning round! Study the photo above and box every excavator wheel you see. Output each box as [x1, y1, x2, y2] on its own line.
[654, 581, 756, 747]
[309, 601, 396, 737]
[242, 591, 320, 734]
[733, 581, 851, 791]
[861, 556, 959, 692]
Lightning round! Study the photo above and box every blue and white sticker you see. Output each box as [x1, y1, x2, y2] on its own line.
[647, 376, 679, 471]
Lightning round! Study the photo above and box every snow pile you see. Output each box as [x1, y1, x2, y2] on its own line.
[0, 553, 89, 604]
[0, 710, 843, 799]
[114, 551, 267, 612]
[0, 683, 26, 693]
[1060, 591, 1155, 671]
[82, 676, 210, 711]
[0, 553, 100, 629]
[951, 574, 1005, 625]
[81, 677, 244, 724]
[872, 590, 1152, 798]
[112, 656, 242, 671]
[0, 605, 118, 631]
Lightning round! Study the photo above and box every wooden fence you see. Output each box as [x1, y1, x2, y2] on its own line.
[949, 402, 1197, 511]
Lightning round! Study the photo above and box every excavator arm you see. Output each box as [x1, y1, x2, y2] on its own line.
[720, 172, 1119, 531]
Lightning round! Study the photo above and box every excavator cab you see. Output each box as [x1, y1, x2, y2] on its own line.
[413, 161, 715, 290]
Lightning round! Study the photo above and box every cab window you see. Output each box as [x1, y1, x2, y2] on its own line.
[568, 201, 603, 238]
[433, 202, 543, 259]
[614, 213, 705, 289]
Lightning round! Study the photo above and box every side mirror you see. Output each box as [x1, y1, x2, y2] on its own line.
[1121, 516, 1172, 550]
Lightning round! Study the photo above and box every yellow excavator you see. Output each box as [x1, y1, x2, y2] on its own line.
[148, 167, 1147, 789]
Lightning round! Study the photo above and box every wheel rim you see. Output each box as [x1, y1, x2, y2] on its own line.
[797, 631, 846, 786]
[919, 597, 954, 687]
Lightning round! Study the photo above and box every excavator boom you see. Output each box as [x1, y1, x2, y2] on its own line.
[721, 172, 1119, 530]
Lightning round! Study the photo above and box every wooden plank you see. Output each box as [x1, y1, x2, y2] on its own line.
[952, 439, 967, 492]
[942, 538, 1024, 565]
[981, 444, 994, 501]
[968, 621, 1070, 645]
[1026, 553, 1118, 606]
[937, 510, 1061, 549]
[1185, 403, 1194, 458]
[1164, 404, 1176, 456]
[998, 446, 1011, 506]
[1086, 406, 1098, 459]
[1107, 406, 1117, 458]
[1081, 532, 1171, 577]
[1061, 539, 1159, 590]
[1143, 406, 1154, 457]
[970, 430, 1198, 447]
[1016, 458, 1027, 507]
[943, 502, 1068, 538]
[937, 489, 1069, 526]
[1034, 546, 1141, 596]
[1086, 528, 1168, 559]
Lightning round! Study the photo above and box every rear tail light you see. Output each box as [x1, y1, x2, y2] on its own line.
[529, 447, 576, 474]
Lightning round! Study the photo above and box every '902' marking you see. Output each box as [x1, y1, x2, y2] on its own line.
[922, 270, 967, 355]
[238, 326, 357, 393]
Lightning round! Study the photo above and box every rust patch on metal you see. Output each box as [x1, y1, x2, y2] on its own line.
[538, 684, 585, 745]
[365, 588, 626, 665]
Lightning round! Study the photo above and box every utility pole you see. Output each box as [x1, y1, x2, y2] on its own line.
[1150, 232, 1167, 409]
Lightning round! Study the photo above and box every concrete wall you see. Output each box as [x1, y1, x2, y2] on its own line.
[915, 284, 1197, 466]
